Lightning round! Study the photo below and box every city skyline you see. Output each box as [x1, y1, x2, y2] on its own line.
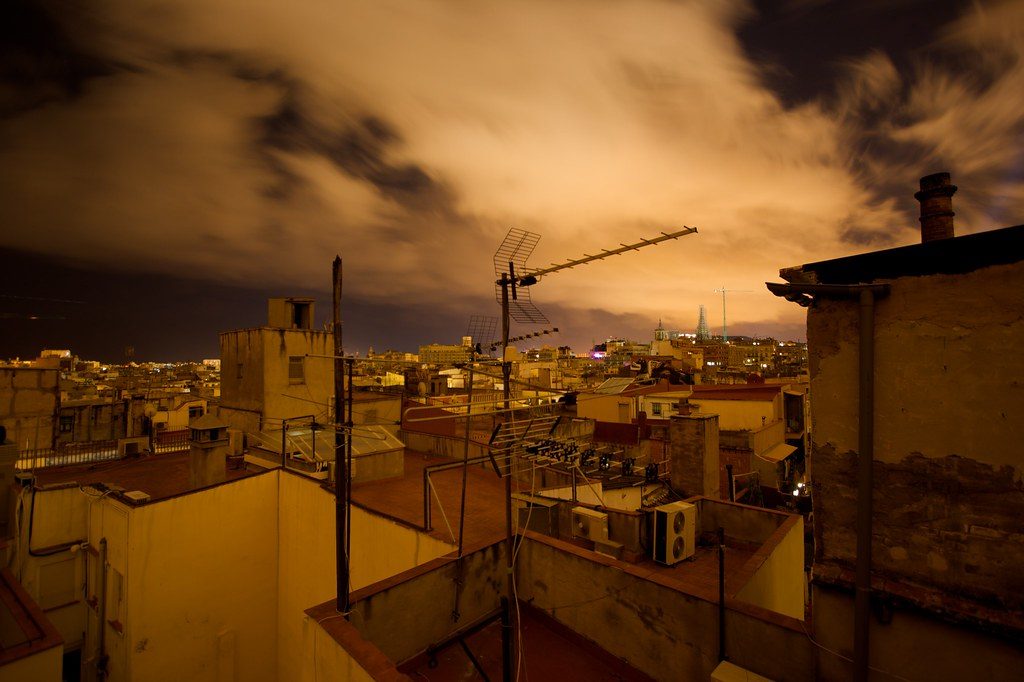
[3, 0, 1023, 360]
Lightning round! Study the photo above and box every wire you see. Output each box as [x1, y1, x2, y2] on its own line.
[799, 621, 919, 682]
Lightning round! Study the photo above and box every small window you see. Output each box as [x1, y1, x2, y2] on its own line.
[236, 363, 244, 380]
[288, 356, 305, 384]
[651, 403, 663, 416]
[59, 415, 74, 433]
[188, 405, 204, 420]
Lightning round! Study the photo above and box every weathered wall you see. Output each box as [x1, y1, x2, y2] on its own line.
[669, 414, 720, 498]
[0, 368, 58, 451]
[16, 486, 89, 651]
[812, 585, 1024, 681]
[576, 394, 630, 423]
[218, 330, 266, 422]
[808, 262, 1024, 609]
[261, 328, 334, 423]
[349, 542, 505, 665]
[125, 473, 280, 682]
[735, 516, 805, 620]
[689, 397, 780, 431]
[0, 642, 62, 682]
[299, 619, 378, 682]
[277, 471, 453, 682]
[516, 533, 814, 682]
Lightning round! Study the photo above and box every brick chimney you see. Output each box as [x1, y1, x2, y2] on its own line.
[914, 172, 957, 242]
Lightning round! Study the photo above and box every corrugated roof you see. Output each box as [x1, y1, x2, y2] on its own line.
[253, 424, 404, 463]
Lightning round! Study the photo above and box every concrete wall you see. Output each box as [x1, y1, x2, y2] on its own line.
[577, 394, 630, 423]
[218, 330, 266, 425]
[299, 620, 377, 682]
[0, 643, 62, 682]
[16, 486, 89, 652]
[124, 473, 280, 682]
[812, 585, 1024, 681]
[807, 262, 1024, 610]
[689, 397, 780, 431]
[277, 471, 453, 682]
[348, 542, 505, 665]
[260, 328, 334, 424]
[0, 368, 58, 451]
[735, 516, 805, 620]
[516, 533, 814, 682]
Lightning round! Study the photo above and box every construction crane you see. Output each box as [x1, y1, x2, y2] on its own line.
[713, 286, 751, 342]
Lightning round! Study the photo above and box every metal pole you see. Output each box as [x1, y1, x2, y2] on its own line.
[718, 526, 726, 662]
[854, 289, 876, 681]
[726, 463, 735, 502]
[500, 596, 513, 682]
[332, 256, 349, 615]
[346, 358, 354, 604]
[499, 274, 516, 667]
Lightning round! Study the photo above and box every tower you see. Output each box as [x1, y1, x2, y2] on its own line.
[654, 318, 669, 341]
[695, 305, 710, 342]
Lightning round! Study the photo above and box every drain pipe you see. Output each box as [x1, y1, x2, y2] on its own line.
[766, 281, 888, 681]
[97, 537, 109, 681]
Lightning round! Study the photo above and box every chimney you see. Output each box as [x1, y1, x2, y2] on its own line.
[914, 172, 957, 242]
[189, 413, 229, 488]
[668, 413, 720, 498]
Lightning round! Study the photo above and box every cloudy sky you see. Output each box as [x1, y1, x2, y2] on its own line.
[2, 0, 1023, 361]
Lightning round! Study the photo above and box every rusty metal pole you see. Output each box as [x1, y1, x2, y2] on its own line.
[499, 273, 517, 670]
[332, 256, 349, 615]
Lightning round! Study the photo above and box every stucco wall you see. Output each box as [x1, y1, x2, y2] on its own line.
[735, 516, 805, 620]
[219, 330, 266, 418]
[808, 262, 1024, 608]
[516, 533, 814, 682]
[277, 471, 453, 682]
[349, 542, 505, 665]
[125, 473, 280, 682]
[0, 643, 62, 682]
[0, 368, 58, 451]
[260, 328, 333, 423]
[689, 398, 779, 431]
[812, 585, 1024, 681]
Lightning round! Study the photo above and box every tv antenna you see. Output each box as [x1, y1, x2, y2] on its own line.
[491, 224, 698, 661]
[713, 286, 751, 342]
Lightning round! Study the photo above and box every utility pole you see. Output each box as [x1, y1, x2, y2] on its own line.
[332, 256, 349, 615]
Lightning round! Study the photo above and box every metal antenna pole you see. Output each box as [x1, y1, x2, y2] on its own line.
[499, 272, 516, 674]
[713, 287, 751, 342]
[332, 256, 349, 615]
[524, 227, 697, 279]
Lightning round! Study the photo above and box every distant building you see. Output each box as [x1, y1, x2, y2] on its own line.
[417, 343, 471, 365]
[219, 297, 334, 434]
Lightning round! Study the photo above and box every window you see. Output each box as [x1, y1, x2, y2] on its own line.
[188, 405, 204, 420]
[59, 415, 74, 433]
[236, 363, 244, 380]
[288, 356, 305, 384]
[651, 403, 663, 416]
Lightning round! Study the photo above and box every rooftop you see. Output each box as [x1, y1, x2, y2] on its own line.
[0, 568, 62, 667]
[781, 223, 1024, 285]
[691, 385, 782, 402]
[352, 449, 509, 547]
[32, 450, 259, 503]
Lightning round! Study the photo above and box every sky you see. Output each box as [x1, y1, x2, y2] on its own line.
[2, 0, 1024, 361]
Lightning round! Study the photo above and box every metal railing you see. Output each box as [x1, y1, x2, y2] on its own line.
[16, 430, 191, 470]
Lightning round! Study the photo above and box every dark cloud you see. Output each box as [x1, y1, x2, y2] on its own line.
[1, 0, 1023, 359]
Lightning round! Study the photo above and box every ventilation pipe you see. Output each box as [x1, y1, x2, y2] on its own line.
[915, 172, 957, 242]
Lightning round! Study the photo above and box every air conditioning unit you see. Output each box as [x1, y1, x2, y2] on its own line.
[653, 501, 696, 565]
[571, 506, 608, 542]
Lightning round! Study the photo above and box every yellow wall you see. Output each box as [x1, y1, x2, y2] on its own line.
[299, 620, 376, 682]
[690, 398, 779, 431]
[124, 473, 280, 682]
[735, 516, 805, 620]
[277, 471, 454, 682]
[0, 643, 62, 682]
[576, 394, 632, 423]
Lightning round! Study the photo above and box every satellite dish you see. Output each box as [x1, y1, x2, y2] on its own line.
[144, 403, 158, 418]
[417, 381, 427, 397]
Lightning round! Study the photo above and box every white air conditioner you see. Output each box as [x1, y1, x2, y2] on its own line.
[571, 506, 608, 542]
[653, 500, 696, 565]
